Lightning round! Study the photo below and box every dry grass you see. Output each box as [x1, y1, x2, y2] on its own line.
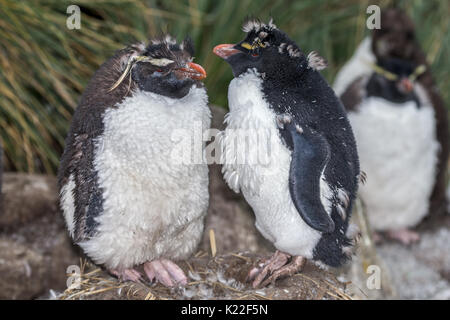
[58, 250, 354, 300]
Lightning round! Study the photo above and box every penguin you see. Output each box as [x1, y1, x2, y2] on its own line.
[334, 8, 448, 244]
[58, 35, 210, 287]
[213, 19, 360, 288]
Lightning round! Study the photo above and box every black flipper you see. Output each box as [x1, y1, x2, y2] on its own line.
[278, 116, 335, 233]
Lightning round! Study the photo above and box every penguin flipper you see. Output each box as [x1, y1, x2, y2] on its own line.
[278, 116, 335, 233]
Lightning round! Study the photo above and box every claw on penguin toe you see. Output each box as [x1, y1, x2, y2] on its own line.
[359, 171, 367, 185]
[337, 204, 346, 220]
[337, 189, 349, 208]
[276, 114, 292, 129]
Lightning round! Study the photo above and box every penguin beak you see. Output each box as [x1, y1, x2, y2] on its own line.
[398, 78, 413, 93]
[213, 44, 240, 59]
[178, 62, 207, 80]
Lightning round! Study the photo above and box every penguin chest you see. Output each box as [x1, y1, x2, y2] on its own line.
[221, 71, 321, 257]
[82, 88, 211, 269]
[348, 96, 439, 230]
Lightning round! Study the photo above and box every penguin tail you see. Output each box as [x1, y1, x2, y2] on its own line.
[313, 222, 360, 268]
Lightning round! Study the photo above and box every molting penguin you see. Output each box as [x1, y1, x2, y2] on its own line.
[335, 8, 448, 244]
[213, 19, 360, 287]
[58, 35, 210, 286]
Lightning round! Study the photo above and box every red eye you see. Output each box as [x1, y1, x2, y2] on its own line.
[157, 69, 163, 72]
[252, 53, 259, 57]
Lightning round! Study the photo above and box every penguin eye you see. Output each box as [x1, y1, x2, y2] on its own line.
[405, 31, 414, 40]
[251, 52, 259, 57]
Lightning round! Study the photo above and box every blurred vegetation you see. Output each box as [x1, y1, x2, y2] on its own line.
[0, 0, 449, 174]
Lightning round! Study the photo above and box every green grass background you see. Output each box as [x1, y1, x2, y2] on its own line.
[0, 0, 448, 174]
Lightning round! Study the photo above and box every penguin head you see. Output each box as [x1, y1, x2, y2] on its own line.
[368, 57, 425, 99]
[372, 8, 417, 60]
[129, 35, 206, 99]
[213, 19, 306, 79]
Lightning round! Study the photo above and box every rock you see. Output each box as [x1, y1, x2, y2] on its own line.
[337, 191, 450, 300]
[0, 238, 45, 299]
[338, 247, 394, 300]
[341, 222, 450, 299]
[412, 227, 450, 281]
[377, 243, 450, 299]
[0, 173, 79, 299]
[57, 252, 351, 300]
[0, 173, 58, 229]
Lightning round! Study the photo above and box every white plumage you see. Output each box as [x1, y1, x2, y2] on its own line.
[333, 37, 375, 97]
[74, 86, 211, 270]
[60, 174, 76, 238]
[348, 95, 439, 230]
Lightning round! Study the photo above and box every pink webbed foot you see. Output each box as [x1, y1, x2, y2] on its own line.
[144, 259, 188, 287]
[386, 228, 420, 245]
[247, 251, 306, 288]
[110, 268, 143, 283]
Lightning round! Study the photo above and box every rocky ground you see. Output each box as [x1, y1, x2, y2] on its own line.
[340, 217, 450, 299]
[0, 173, 79, 299]
[0, 105, 448, 300]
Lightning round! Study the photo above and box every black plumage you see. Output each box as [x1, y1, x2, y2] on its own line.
[249, 26, 359, 267]
[58, 44, 140, 240]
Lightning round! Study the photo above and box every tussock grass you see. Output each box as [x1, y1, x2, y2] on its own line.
[1, 0, 448, 173]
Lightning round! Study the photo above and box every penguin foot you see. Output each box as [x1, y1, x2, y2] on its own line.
[110, 268, 143, 283]
[247, 251, 305, 288]
[143, 259, 188, 287]
[259, 256, 306, 288]
[386, 229, 420, 245]
[247, 251, 290, 287]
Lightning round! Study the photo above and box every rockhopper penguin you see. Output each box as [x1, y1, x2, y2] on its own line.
[335, 8, 448, 244]
[58, 35, 210, 286]
[213, 19, 360, 287]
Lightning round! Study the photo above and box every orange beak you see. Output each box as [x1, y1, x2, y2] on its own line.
[399, 78, 414, 93]
[179, 62, 207, 80]
[213, 44, 241, 59]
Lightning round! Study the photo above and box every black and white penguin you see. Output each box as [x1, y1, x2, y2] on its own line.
[58, 35, 210, 286]
[334, 8, 448, 244]
[213, 19, 360, 287]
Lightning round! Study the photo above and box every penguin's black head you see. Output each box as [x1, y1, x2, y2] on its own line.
[367, 57, 425, 102]
[372, 8, 417, 60]
[213, 19, 306, 78]
[129, 35, 206, 99]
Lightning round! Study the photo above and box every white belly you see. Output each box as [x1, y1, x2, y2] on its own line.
[333, 37, 375, 96]
[80, 87, 211, 270]
[221, 70, 321, 258]
[348, 96, 438, 230]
